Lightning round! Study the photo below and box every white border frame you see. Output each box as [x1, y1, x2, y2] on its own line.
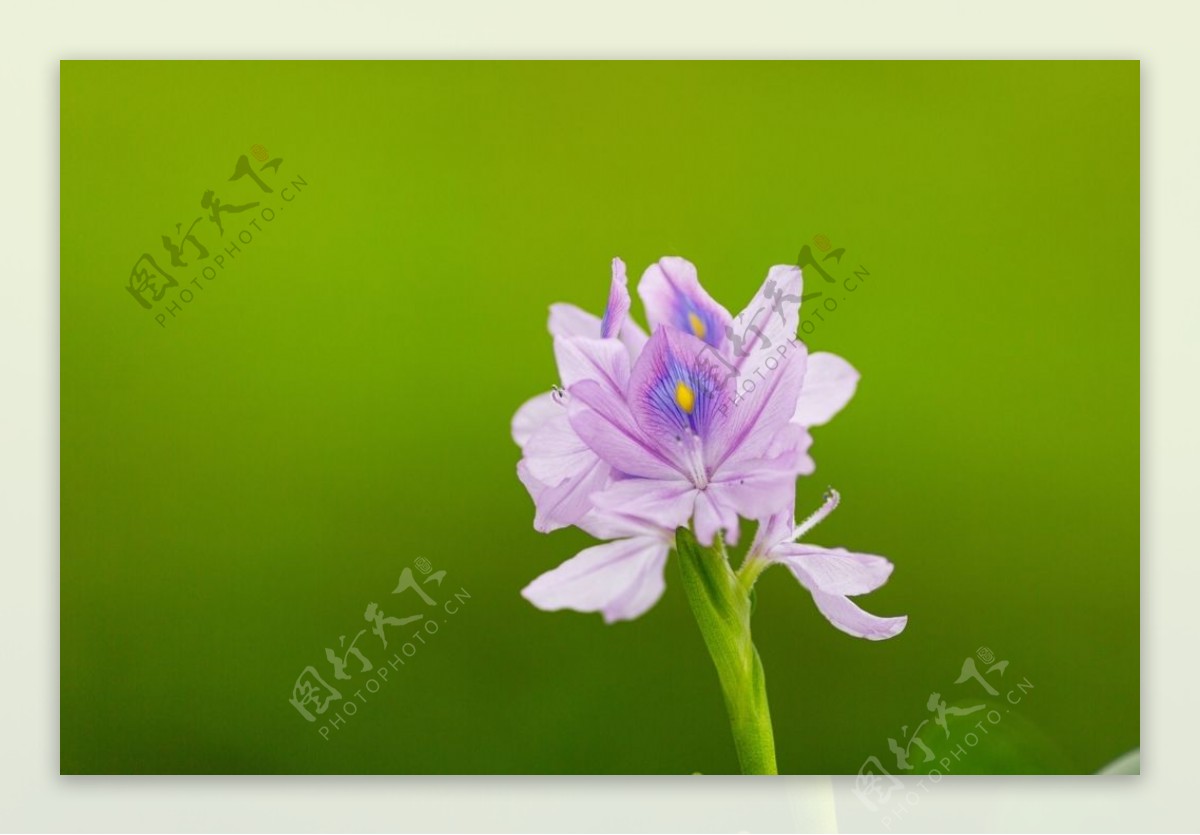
[4, 2, 1188, 830]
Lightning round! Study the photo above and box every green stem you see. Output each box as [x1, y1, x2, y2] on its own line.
[675, 527, 778, 775]
[737, 553, 772, 592]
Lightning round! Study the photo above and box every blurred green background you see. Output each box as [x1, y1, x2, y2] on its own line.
[60, 61, 1138, 774]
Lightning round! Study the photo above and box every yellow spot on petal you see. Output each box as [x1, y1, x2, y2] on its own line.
[675, 380, 695, 414]
[688, 312, 706, 340]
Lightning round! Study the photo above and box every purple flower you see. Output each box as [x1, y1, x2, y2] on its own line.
[515, 258, 905, 773]
[514, 255, 892, 630]
[563, 258, 836, 547]
[746, 489, 907, 640]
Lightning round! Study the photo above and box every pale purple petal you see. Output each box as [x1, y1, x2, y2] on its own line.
[567, 379, 684, 480]
[521, 536, 670, 623]
[707, 452, 802, 527]
[776, 546, 906, 641]
[694, 488, 743, 546]
[522, 410, 598, 485]
[732, 265, 803, 370]
[517, 457, 611, 534]
[765, 423, 815, 472]
[589, 478, 696, 532]
[774, 545, 894, 596]
[548, 303, 600, 340]
[600, 258, 631, 339]
[805, 591, 908, 641]
[707, 337, 808, 470]
[638, 257, 732, 349]
[618, 319, 650, 359]
[793, 352, 859, 427]
[577, 506, 671, 542]
[705, 431, 809, 536]
[515, 460, 555, 528]
[554, 335, 631, 393]
[512, 391, 560, 448]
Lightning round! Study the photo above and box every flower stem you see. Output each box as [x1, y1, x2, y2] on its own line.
[675, 527, 778, 775]
[736, 553, 772, 593]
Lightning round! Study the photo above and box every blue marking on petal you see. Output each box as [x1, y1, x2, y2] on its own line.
[641, 335, 729, 441]
[674, 302, 724, 348]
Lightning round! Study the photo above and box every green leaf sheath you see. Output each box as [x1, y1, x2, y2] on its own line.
[675, 527, 778, 775]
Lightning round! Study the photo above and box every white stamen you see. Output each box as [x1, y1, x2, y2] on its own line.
[793, 487, 840, 540]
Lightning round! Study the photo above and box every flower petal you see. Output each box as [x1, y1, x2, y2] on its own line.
[774, 545, 894, 596]
[577, 506, 671, 541]
[708, 451, 804, 527]
[548, 303, 600, 340]
[521, 536, 670, 623]
[792, 352, 859, 427]
[605, 257, 651, 358]
[589, 478, 696, 532]
[637, 257, 732, 350]
[600, 258, 631, 339]
[626, 325, 732, 451]
[805, 591, 908, 641]
[775, 546, 906, 641]
[707, 337, 808, 470]
[731, 265, 803, 370]
[694, 488, 743, 546]
[765, 422, 815, 469]
[512, 391, 560, 448]
[567, 379, 684, 480]
[517, 457, 611, 533]
[554, 335, 631, 393]
[522, 409, 598, 485]
[546, 261, 646, 364]
[618, 319, 650, 360]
